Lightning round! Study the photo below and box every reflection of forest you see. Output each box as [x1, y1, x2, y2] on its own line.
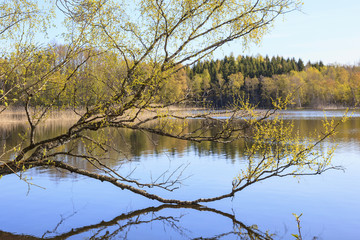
[2, 116, 360, 180]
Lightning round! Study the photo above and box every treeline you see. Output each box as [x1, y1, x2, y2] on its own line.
[190, 55, 311, 79]
[186, 55, 360, 108]
[1, 46, 359, 109]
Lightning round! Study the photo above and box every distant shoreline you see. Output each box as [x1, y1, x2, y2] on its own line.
[0, 105, 356, 124]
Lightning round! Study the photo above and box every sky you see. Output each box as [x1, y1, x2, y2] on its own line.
[46, 0, 360, 66]
[218, 0, 360, 65]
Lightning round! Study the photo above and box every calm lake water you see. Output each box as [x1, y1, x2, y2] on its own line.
[1, 110, 360, 239]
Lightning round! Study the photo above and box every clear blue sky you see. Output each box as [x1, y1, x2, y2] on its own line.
[218, 0, 360, 65]
[47, 0, 360, 65]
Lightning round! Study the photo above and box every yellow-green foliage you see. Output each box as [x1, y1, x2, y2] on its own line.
[236, 97, 341, 186]
[7, 0, 348, 205]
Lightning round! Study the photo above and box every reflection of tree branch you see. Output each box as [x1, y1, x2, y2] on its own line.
[0, 204, 273, 240]
[41, 210, 79, 239]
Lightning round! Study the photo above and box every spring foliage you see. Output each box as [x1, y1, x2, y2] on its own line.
[0, 0, 347, 204]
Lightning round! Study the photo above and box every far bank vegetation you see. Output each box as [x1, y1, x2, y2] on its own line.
[1, 49, 359, 110]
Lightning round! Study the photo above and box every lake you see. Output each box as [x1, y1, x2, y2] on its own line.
[0, 110, 360, 239]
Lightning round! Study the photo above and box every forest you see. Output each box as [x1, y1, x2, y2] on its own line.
[186, 55, 360, 108]
[2, 47, 359, 109]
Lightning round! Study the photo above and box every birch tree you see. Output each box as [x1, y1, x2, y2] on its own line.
[0, 0, 345, 205]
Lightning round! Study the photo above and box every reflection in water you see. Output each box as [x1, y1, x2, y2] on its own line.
[2, 115, 360, 180]
[0, 204, 274, 240]
[1, 119, 246, 179]
[1, 110, 360, 239]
